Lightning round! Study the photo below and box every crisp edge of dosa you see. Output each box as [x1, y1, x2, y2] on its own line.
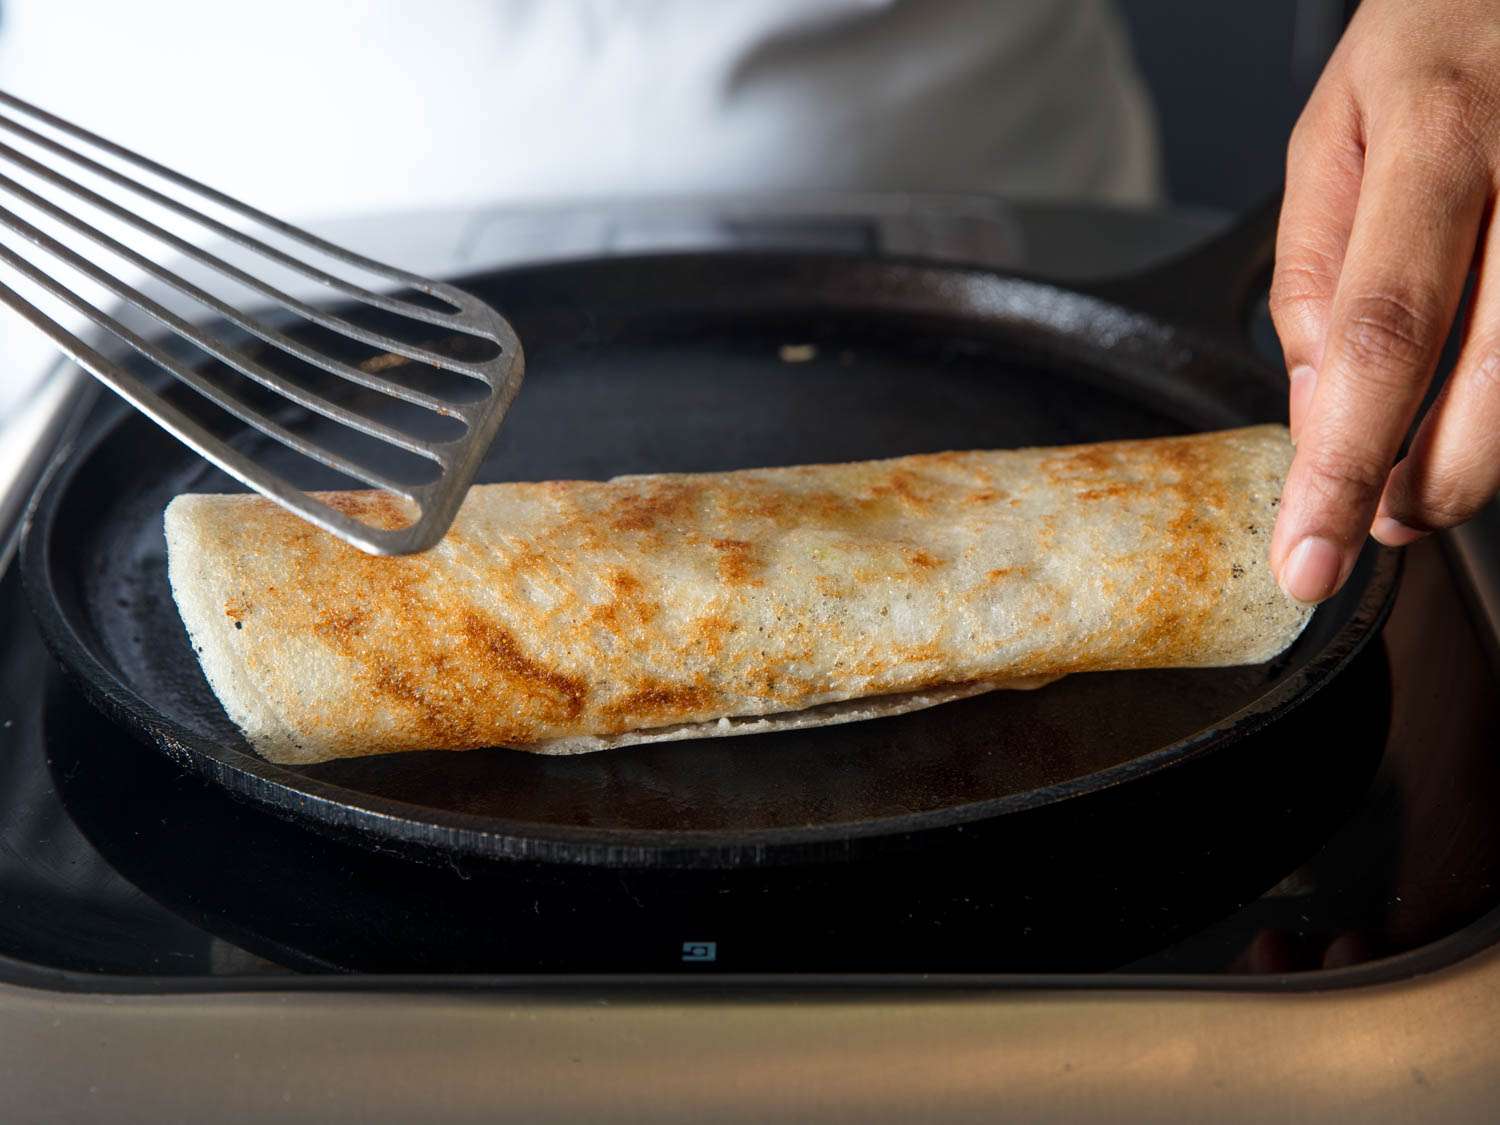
[166, 493, 295, 759]
[518, 676, 1059, 757]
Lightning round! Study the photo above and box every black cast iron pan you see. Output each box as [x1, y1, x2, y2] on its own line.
[21, 200, 1400, 873]
[39, 642, 1393, 973]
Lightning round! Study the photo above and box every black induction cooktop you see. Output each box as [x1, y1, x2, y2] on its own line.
[2, 201, 1499, 988]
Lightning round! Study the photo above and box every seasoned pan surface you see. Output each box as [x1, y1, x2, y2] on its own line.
[22, 252, 1399, 868]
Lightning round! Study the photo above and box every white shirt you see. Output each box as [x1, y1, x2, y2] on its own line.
[0, 0, 1160, 403]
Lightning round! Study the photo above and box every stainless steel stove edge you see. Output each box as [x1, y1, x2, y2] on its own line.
[2, 939, 1498, 1123]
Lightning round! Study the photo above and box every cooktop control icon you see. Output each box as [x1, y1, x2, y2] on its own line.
[682, 941, 717, 963]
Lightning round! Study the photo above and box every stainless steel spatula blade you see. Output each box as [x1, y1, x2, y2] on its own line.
[0, 90, 523, 555]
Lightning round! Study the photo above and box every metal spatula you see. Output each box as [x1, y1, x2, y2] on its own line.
[0, 91, 523, 555]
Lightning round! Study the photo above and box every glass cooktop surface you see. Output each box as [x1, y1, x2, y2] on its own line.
[2, 199, 1497, 987]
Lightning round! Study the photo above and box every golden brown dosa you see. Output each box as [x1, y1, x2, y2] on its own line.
[164, 424, 1310, 764]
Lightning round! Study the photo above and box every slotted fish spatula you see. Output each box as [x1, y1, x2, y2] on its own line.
[0, 91, 523, 555]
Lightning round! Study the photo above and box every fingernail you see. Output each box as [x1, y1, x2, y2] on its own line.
[1288, 365, 1317, 444]
[1279, 536, 1343, 604]
[1371, 514, 1426, 547]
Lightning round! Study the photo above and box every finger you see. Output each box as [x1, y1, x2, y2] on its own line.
[1269, 85, 1365, 441]
[1271, 118, 1489, 603]
[1374, 213, 1500, 542]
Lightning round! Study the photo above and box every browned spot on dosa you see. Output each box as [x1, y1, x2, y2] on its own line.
[721, 486, 867, 529]
[458, 612, 587, 722]
[1041, 445, 1116, 481]
[1068, 434, 1228, 668]
[1123, 440, 1224, 662]
[370, 665, 448, 732]
[602, 679, 719, 729]
[985, 566, 1030, 582]
[283, 525, 591, 747]
[318, 489, 416, 531]
[717, 471, 947, 533]
[710, 537, 761, 585]
[313, 608, 365, 641]
[691, 612, 735, 657]
[610, 481, 698, 533]
[868, 469, 931, 509]
[965, 488, 1009, 505]
[590, 568, 660, 631]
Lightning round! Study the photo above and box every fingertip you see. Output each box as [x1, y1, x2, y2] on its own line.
[1378, 461, 1439, 545]
[1278, 535, 1345, 605]
[1371, 514, 1427, 547]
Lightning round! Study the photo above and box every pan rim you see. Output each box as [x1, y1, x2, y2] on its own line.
[19, 251, 1403, 869]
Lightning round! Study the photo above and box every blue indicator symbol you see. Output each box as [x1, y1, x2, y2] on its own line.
[681, 941, 717, 963]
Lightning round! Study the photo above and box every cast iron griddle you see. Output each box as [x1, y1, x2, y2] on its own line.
[21, 215, 1400, 870]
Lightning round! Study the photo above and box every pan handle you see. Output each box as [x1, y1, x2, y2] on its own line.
[1081, 192, 1282, 343]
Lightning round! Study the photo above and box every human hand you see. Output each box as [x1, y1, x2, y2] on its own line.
[1268, 0, 1500, 603]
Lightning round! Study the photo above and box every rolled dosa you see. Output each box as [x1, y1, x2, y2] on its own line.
[164, 424, 1311, 765]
